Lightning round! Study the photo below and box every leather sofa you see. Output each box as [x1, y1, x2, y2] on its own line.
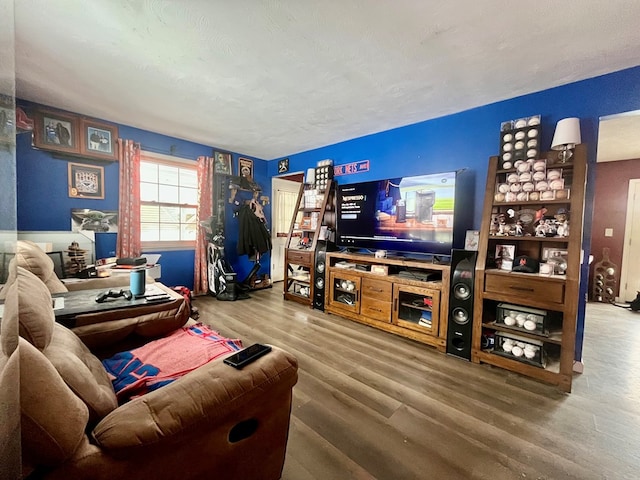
[2, 267, 298, 479]
[0, 240, 189, 349]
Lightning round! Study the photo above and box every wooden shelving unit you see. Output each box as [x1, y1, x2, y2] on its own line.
[325, 251, 450, 350]
[472, 144, 588, 392]
[283, 180, 335, 306]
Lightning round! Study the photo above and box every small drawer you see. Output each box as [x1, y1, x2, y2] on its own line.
[361, 278, 392, 300]
[361, 297, 392, 322]
[485, 272, 565, 304]
[286, 249, 313, 266]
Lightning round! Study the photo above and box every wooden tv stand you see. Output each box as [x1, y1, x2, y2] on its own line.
[324, 252, 450, 350]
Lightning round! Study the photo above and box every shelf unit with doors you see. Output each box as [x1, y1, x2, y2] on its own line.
[283, 180, 335, 306]
[471, 144, 587, 392]
[324, 251, 450, 349]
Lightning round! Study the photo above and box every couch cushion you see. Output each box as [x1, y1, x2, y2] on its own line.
[19, 338, 89, 467]
[16, 267, 118, 422]
[47, 324, 118, 421]
[15, 240, 68, 294]
[1, 278, 19, 355]
[15, 267, 55, 349]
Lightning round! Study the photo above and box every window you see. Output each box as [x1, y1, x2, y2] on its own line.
[140, 152, 198, 249]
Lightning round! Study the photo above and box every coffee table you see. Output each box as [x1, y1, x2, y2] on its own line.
[53, 283, 182, 328]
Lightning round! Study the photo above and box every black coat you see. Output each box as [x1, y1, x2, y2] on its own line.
[237, 204, 272, 257]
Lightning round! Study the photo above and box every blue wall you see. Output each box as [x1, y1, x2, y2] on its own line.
[16, 101, 269, 290]
[271, 65, 640, 361]
[16, 66, 640, 360]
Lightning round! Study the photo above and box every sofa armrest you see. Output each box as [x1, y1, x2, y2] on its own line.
[91, 346, 298, 449]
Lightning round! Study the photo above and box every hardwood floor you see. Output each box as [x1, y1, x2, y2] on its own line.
[195, 287, 640, 480]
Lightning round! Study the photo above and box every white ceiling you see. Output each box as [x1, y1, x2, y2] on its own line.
[13, 1, 640, 160]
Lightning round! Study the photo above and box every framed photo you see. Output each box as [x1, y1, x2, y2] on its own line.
[495, 244, 516, 271]
[277, 158, 289, 174]
[33, 109, 81, 154]
[79, 119, 119, 161]
[239, 157, 254, 179]
[71, 208, 118, 232]
[542, 247, 568, 261]
[214, 151, 232, 175]
[464, 230, 479, 251]
[68, 162, 105, 199]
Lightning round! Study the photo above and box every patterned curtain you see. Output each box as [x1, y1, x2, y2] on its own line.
[116, 139, 141, 258]
[193, 156, 214, 295]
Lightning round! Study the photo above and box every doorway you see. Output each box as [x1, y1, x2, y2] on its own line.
[619, 179, 640, 301]
[271, 174, 303, 282]
[593, 110, 640, 302]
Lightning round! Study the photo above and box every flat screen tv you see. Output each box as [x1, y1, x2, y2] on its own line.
[336, 171, 457, 257]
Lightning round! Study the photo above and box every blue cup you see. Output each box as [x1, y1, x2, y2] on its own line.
[129, 269, 146, 297]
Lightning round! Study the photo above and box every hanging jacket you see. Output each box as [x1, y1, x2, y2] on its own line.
[237, 203, 272, 256]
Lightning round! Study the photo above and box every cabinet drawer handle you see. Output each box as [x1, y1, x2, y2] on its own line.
[509, 285, 535, 292]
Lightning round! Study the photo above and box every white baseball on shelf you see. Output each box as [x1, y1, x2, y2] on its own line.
[533, 171, 546, 182]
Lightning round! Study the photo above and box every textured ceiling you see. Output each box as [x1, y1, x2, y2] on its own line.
[13, 0, 640, 160]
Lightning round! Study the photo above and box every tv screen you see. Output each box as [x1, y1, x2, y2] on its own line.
[337, 171, 457, 256]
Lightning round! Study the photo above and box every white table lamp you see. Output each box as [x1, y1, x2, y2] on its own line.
[551, 117, 581, 163]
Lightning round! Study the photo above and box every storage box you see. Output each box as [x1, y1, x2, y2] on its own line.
[495, 332, 546, 368]
[496, 302, 549, 335]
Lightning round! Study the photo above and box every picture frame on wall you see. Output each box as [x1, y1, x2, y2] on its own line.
[239, 157, 254, 179]
[68, 162, 105, 199]
[33, 109, 81, 154]
[214, 151, 232, 175]
[79, 119, 119, 161]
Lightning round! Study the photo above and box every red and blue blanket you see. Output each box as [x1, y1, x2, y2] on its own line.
[102, 323, 243, 402]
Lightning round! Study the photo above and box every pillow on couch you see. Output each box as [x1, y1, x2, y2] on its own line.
[3, 240, 68, 298]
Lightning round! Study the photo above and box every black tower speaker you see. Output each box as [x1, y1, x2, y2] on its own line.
[446, 249, 477, 360]
[313, 240, 336, 311]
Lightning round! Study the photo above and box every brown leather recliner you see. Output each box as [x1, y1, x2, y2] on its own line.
[1, 240, 189, 349]
[4, 267, 298, 479]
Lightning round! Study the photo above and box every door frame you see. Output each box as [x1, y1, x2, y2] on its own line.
[271, 173, 304, 282]
[619, 178, 640, 302]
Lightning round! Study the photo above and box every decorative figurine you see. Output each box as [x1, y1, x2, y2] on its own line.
[555, 208, 570, 237]
[535, 219, 548, 237]
[514, 220, 524, 237]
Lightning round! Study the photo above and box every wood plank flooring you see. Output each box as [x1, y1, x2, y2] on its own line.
[194, 287, 640, 480]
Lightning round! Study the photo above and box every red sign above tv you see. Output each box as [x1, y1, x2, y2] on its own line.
[334, 160, 370, 176]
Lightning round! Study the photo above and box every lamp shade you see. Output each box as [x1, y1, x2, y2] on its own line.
[305, 168, 315, 185]
[551, 117, 581, 150]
